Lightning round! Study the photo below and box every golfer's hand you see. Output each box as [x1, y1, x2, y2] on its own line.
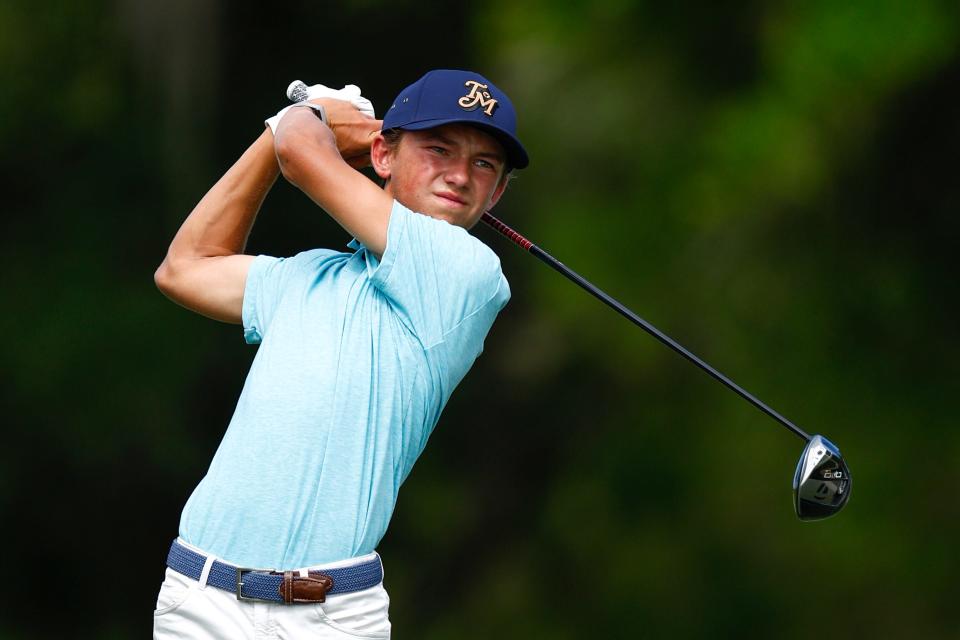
[299, 82, 375, 118]
[312, 98, 382, 169]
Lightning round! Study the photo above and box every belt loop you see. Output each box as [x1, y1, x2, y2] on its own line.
[198, 553, 216, 589]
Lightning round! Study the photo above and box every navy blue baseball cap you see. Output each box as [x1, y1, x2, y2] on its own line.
[382, 69, 529, 169]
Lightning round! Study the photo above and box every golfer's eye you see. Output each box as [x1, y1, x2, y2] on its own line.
[429, 146, 448, 155]
[475, 159, 496, 170]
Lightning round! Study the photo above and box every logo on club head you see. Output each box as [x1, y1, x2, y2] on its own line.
[458, 80, 499, 116]
[823, 470, 843, 479]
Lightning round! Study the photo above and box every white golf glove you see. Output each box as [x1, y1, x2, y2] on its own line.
[265, 82, 376, 134]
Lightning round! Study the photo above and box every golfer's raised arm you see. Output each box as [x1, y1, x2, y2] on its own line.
[273, 104, 392, 258]
[154, 130, 275, 324]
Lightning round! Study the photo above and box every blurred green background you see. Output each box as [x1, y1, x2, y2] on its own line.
[2, 0, 958, 637]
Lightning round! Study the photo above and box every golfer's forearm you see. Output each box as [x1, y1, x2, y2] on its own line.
[274, 110, 340, 187]
[163, 128, 279, 265]
[275, 109, 390, 256]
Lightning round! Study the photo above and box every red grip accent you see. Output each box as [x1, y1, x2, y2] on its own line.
[481, 212, 533, 251]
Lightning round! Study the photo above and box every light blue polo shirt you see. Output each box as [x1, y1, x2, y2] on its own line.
[178, 201, 510, 569]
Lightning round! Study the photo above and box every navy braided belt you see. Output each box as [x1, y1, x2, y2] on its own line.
[166, 540, 383, 604]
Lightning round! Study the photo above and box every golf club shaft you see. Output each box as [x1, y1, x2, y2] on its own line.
[481, 211, 812, 443]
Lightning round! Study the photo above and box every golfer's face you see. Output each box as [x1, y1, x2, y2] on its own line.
[385, 124, 508, 229]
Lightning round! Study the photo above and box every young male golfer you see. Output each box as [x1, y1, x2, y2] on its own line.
[152, 69, 529, 638]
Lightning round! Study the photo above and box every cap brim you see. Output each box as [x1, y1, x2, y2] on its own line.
[389, 118, 529, 170]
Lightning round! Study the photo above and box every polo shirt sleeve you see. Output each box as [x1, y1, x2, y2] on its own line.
[241, 255, 291, 344]
[363, 201, 511, 349]
[241, 250, 337, 344]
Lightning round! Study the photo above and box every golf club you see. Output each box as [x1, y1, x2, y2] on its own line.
[480, 212, 852, 521]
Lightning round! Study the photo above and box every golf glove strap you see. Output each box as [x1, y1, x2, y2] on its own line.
[265, 83, 376, 134]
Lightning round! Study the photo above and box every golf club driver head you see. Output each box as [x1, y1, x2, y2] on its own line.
[793, 435, 852, 520]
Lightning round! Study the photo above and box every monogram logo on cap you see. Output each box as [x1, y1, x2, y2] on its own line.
[458, 80, 499, 116]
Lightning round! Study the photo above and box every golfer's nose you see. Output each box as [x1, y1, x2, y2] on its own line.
[443, 157, 470, 188]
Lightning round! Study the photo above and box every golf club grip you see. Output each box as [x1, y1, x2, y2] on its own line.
[480, 212, 812, 443]
[287, 81, 309, 102]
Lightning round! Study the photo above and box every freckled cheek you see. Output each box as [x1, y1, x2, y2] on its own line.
[414, 160, 443, 183]
[399, 169, 435, 195]
[419, 154, 448, 174]
[475, 174, 501, 196]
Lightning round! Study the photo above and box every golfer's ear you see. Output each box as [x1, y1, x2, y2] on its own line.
[371, 135, 392, 181]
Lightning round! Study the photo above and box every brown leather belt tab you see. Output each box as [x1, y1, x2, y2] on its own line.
[279, 571, 334, 603]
